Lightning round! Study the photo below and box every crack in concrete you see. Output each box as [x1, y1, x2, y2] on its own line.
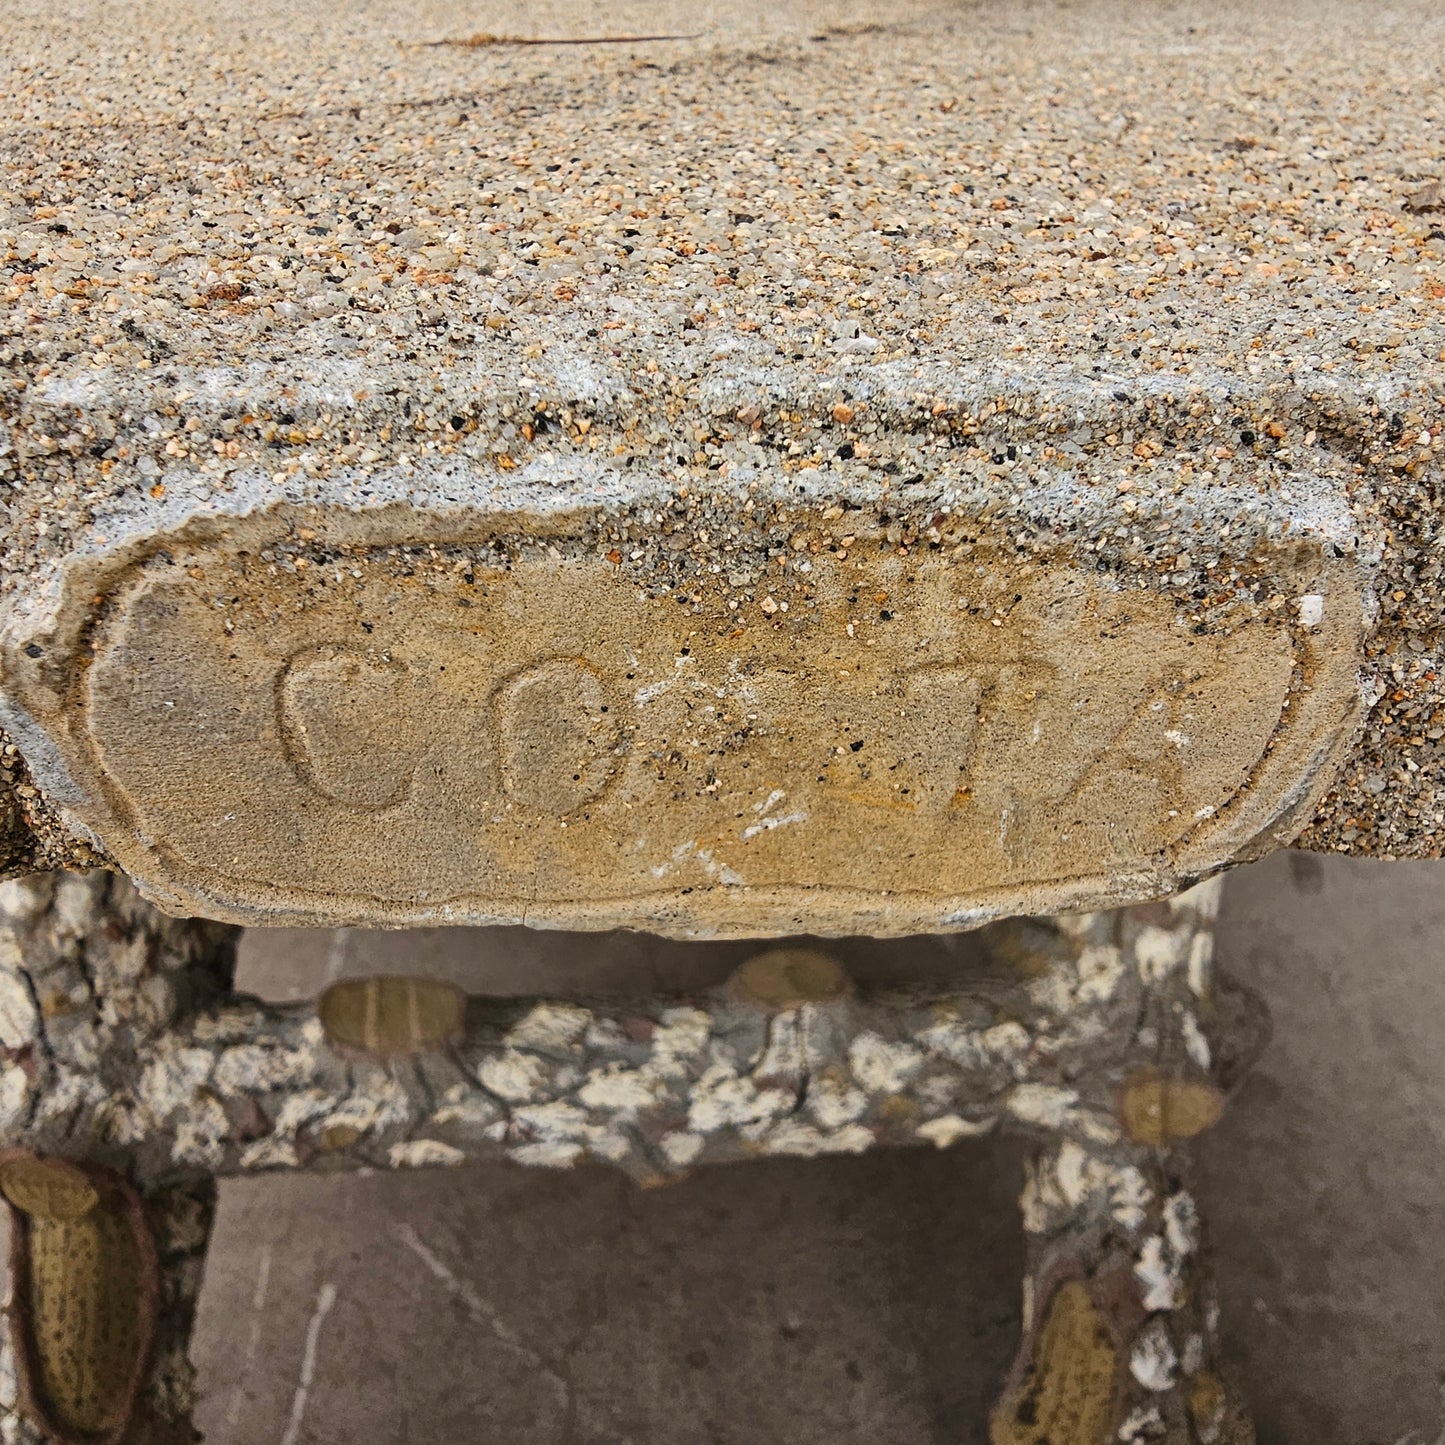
[393, 1223, 575, 1437]
[279, 1279, 337, 1445]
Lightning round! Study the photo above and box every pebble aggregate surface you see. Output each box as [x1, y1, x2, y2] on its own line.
[2, 0, 1444, 872]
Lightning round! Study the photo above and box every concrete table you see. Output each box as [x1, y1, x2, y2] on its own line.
[0, 0, 1440, 1437]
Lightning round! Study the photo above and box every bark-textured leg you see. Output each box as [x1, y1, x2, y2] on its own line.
[993, 1136, 1252, 1445]
[991, 883, 1262, 1445]
[0, 873, 238, 1445]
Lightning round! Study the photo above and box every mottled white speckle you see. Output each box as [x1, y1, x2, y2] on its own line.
[761, 1120, 872, 1157]
[478, 1049, 550, 1101]
[1130, 1320, 1179, 1391]
[1135, 1235, 1183, 1311]
[1164, 1191, 1200, 1257]
[389, 1139, 465, 1168]
[578, 1064, 657, 1113]
[916, 1113, 995, 1148]
[659, 1131, 704, 1168]
[687, 1064, 791, 1134]
[806, 1075, 868, 1128]
[0, 1066, 31, 1130]
[1054, 1140, 1108, 1207]
[240, 1138, 301, 1170]
[1007, 1084, 1078, 1128]
[510, 1140, 583, 1169]
[1187, 932, 1215, 996]
[1110, 1166, 1153, 1231]
[1118, 1404, 1165, 1442]
[1135, 926, 1187, 983]
[0, 962, 37, 1051]
[1181, 1010, 1212, 1069]
[505, 1003, 592, 1053]
[848, 1032, 924, 1093]
[1075, 942, 1127, 1002]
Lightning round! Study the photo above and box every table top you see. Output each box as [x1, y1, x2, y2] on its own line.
[1, 0, 1442, 929]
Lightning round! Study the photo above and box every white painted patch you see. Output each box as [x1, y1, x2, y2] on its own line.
[1025, 967, 1075, 1014]
[505, 1003, 592, 1052]
[214, 1041, 315, 1096]
[0, 1065, 31, 1130]
[660, 1131, 704, 1168]
[191, 1005, 266, 1043]
[1187, 932, 1215, 996]
[1118, 1404, 1165, 1441]
[1181, 1011, 1212, 1070]
[1054, 1140, 1107, 1208]
[649, 1008, 712, 1075]
[172, 1096, 230, 1167]
[240, 1138, 301, 1170]
[917, 1012, 985, 1065]
[1130, 1320, 1179, 1391]
[139, 1042, 215, 1117]
[510, 1140, 583, 1168]
[478, 1049, 550, 1101]
[430, 1087, 501, 1130]
[1164, 1191, 1200, 1257]
[0, 1325, 19, 1409]
[582, 1017, 628, 1050]
[1075, 1111, 1123, 1146]
[578, 1064, 657, 1113]
[389, 1139, 465, 1168]
[512, 1100, 591, 1139]
[273, 1090, 333, 1137]
[916, 1114, 994, 1149]
[806, 1075, 868, 1129]
[584, 1131, 632, 1164]
[1075, 943, 1127, 1002]
[1019, 1159, 1050, 1235]
[753, 1013, 807, 1083]
[1135, 926, 1187, 983]
[1109, 1166, 1153, 1231]
[1173, 876, 1225, 919]
[1181, 1333, 1206, 1376]
[848, 1032, 924, 1093]
[1134, 1236, 1183, 1311]
[981, 1021, 1031, 1060]
[762, 1120, 872, 1157]
[1053, 911, 1099, 939]
[1006, 1085, 1078, 1128]
[686, 1063, 790, 1133]
[329, 1079, 414, 1137]
[0, 963, 37, 1051]
[1297, 593, 1325, 628]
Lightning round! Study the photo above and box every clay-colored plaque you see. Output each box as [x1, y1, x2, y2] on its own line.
[0, 531, 1363, 935]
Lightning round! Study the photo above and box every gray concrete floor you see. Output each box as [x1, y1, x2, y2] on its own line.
[196, 853, 1445, 1444]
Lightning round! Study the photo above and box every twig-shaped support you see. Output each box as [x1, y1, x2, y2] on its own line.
[0, 874, 237, 1445]
[993, 1136, 1253, 1444]
[992, 885, 1258, 1445]
[0, 872, 1263, 1442]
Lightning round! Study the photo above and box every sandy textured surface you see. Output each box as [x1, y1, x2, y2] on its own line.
[2, 0, 1444, 915]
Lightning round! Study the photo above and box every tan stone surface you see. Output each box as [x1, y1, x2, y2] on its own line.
[4, 0, 1445, 914]
[0, 515, 1362, 932]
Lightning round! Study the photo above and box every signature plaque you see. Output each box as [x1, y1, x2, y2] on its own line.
[1, 536, 1362, 934]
